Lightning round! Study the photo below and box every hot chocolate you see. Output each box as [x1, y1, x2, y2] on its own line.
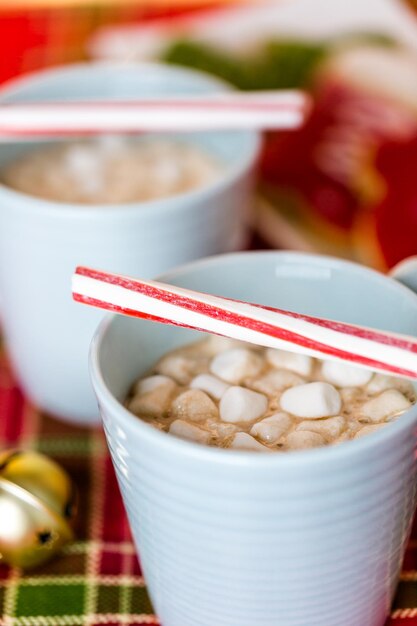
[1, 137, 222, 205]
[127, 335, 416, 451]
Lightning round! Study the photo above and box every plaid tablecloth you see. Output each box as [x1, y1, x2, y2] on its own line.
[1, 338, 417, 626]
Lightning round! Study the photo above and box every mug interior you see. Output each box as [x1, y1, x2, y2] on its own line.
[94, 251, 417, 412]
[0, 63, 259, 191]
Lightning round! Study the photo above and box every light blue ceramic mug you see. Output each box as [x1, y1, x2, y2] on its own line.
[90, 251, 417, 626]
[0, 63, 259, 425]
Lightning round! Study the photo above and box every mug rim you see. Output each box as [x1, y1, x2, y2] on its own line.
[0, 61, 260, 219]
[89, 249, 417, 468]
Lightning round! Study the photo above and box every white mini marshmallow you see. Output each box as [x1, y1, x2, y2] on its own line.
[230, 432, 271, 452]
[266, 349, 312, 376]
[190, 374, 229, 400]
[366, 374, 415, 396]
[96, 134, 127, 154]
[345, 421, 363, 438]
[280, 382, 341, 418]
[128, 383, 175, 419]
[360, 389, 411, 423]
[250, 413, 291, 443]
[156, 354, 195, 384]
[366, 374, 394, 395]
[65, 144, 105, 195]
[204, 335, 250, 355]
[206, 419, 238, 443]
[354, 424, 387, 439]
[321, 360, 372, 387]
[339, 387, 361, 404]
[220, 386, 268, 423]
[210, 349, 263, 384]
[171, 389, 218, 423]
[250, 370, 304, 396]
[169, 420, 211, 445]
[286, 431, 326, 450]
[134, 374, 176, 396]
[296, 415, 345, 440]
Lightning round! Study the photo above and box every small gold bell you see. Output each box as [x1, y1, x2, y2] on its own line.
[0, 449, 77, 569]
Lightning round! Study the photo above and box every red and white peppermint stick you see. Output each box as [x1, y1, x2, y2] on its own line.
[72, 266, 417, 380]
[0, 91, 308, 138]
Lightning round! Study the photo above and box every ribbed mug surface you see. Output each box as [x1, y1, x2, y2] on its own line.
[91, 251, 417, 626]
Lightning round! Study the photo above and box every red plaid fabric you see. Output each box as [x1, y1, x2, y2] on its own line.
[0, 335, 157, 626]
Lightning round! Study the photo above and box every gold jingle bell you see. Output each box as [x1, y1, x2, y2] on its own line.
[0, 449, 77, 569]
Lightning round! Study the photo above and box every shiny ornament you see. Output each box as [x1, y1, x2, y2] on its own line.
[0, 449, 77, 569]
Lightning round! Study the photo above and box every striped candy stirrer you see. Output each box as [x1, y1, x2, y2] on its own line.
[0, 91, 309, 138]
[72, 267, 417, 380]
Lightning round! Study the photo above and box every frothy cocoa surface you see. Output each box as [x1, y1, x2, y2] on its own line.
[126, 336, 416, 452]
[1, 137, 222, 205]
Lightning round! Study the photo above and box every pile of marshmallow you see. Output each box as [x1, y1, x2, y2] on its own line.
[127, 336, 416, 452]
[1, 137, 221, 205]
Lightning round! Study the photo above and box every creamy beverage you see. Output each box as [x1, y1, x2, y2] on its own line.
[0, 137, 222, 205]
